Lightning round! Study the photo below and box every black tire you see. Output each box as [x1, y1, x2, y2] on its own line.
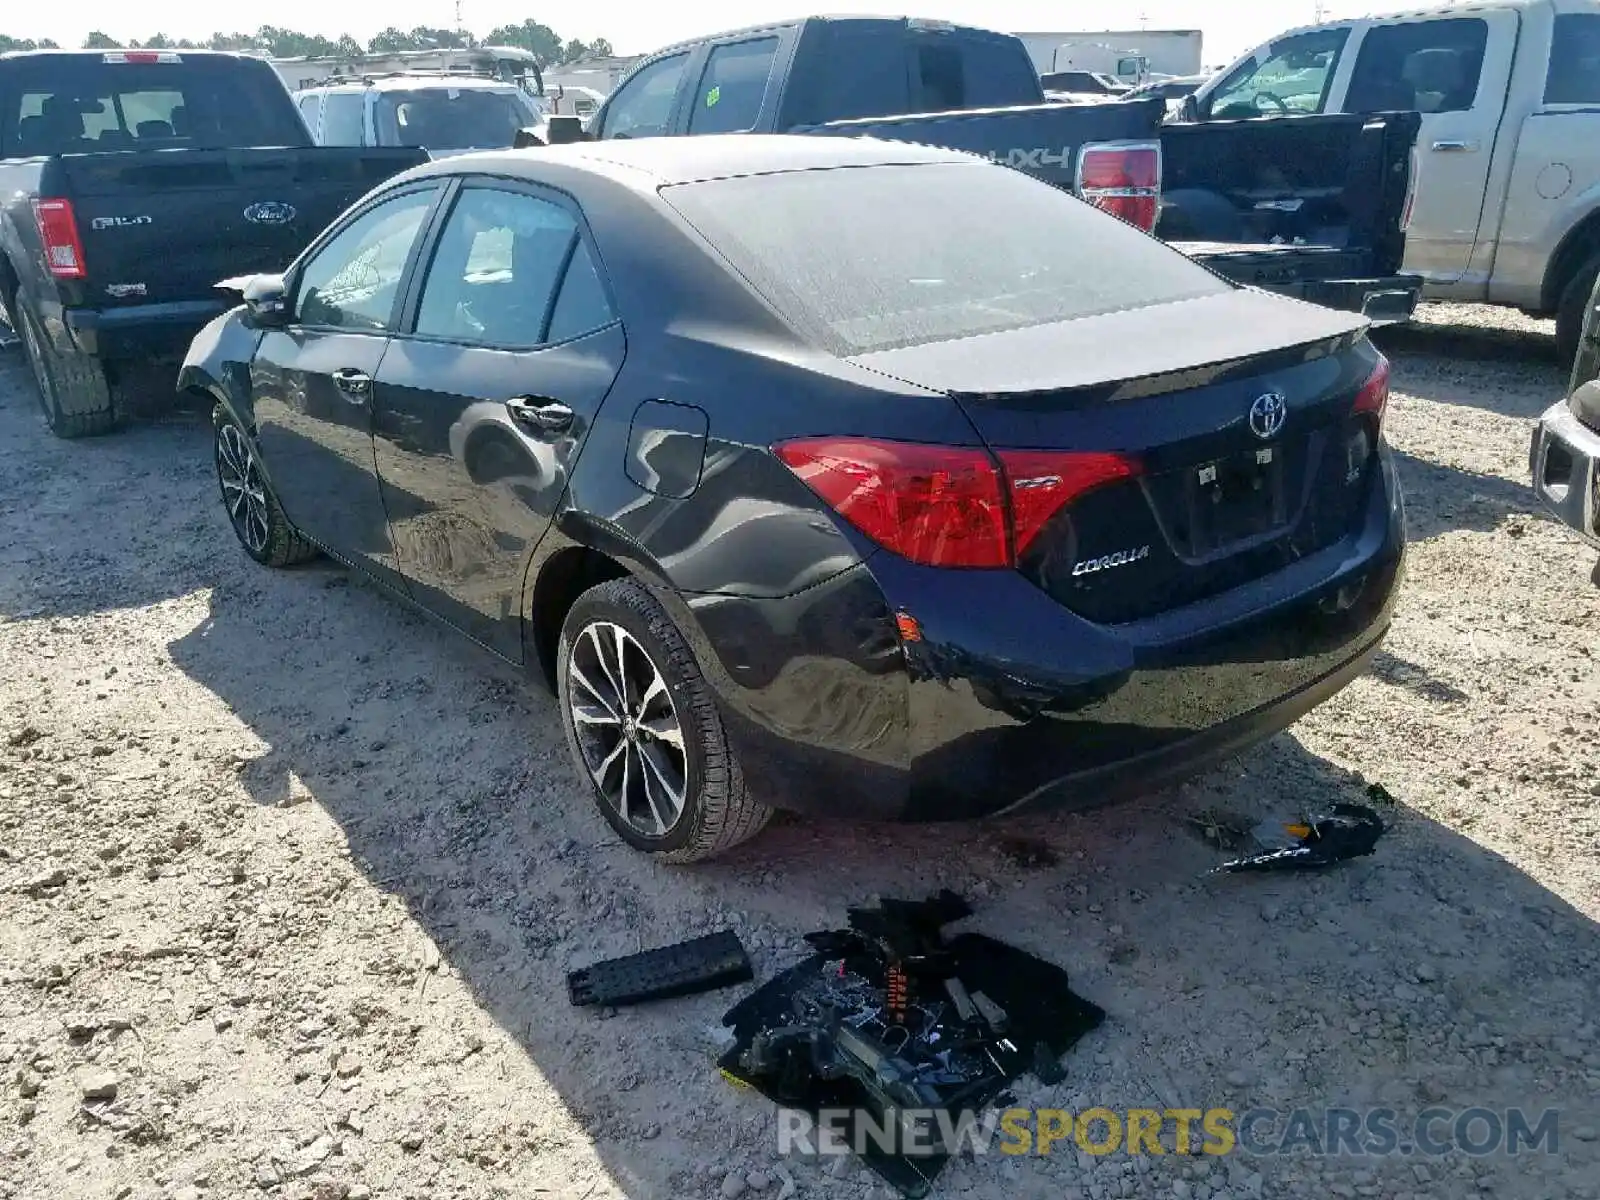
[1556, 256, 1600, 373]
[13, 297, 117, 438]
[212, 406, 318, 568]
[556, 577, 773, 862]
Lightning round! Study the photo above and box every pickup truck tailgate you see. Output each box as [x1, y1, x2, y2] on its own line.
[54, 147, 425, 306]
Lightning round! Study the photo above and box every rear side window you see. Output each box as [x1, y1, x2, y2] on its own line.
[1343, 19, 1489, 115]
[320, 93, 365, 146]
[664, 162, 1233, 356]
[688, 38, 779, 134]
[1, 56, 309, 156]
[1546, 13, 1600, 105]
[414, 188, 588, 348]
[912, 33, 1042, 111]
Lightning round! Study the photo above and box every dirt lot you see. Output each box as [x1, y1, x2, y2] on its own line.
[1, 305, 1597, 1200]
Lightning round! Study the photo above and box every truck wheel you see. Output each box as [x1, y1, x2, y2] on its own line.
[1556, 257, 1600, 373]
[557, 577, 774, 863]
[14, 300, 118, 439]
[213, 408, 318, 568]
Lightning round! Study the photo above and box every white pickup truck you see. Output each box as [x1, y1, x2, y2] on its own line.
[1180, 0, 1600, 363]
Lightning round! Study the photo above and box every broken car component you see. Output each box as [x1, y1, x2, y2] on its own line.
[567, 929, 753, 1007]
[1213, 803, 1387, 874]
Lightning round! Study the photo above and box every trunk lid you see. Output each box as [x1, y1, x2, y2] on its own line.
[849, 289, 1381, 624]
[54, 147, 426, 306]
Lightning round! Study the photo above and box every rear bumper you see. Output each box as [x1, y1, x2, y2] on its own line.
[1280, 276, 1421, 325]
[60, 299, 231, 360]
[1530, 400, 1600, 549]
[680, 448, 1406, 823]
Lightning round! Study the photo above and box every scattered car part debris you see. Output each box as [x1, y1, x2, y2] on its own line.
[719, 893, 1104, 1198]
[567, 930, 753, 1007]
[1212, 803, 1387, 875]
[1365, 782, 1398, 806]
[969, 990, 1008, 1033]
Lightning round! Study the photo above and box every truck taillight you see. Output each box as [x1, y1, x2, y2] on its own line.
[31, 199, 87, 280]
[1076, 142, 1162, 233]
[773, 437, 1142, 568]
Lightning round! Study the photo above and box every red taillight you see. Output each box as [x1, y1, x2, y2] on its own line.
[775, 439, 1009, 567]
[997, 450, 1141, 559]
[774, 438, 1141, 569]
[102, 51, 182, 64]
[31, 199, 87, 280]
[1353, 355, 1391, 426]
[1076, 142, 1162, 232]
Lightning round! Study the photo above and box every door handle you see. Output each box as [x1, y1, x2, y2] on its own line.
[332, 368, 372, 401]
[1430, 139, 1479, 153]
[506, 396, 574, 434]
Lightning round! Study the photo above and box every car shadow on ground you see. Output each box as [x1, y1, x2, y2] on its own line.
[167, 566, 1600, 1198]
[1375, 316, 1561, 369]
[1389, 447, 1546, 542]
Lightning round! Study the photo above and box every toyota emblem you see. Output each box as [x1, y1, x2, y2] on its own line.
[243, 201, 297, 226]
[1248, 392, 1287, 440]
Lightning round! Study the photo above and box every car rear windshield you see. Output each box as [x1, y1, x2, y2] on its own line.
[374, 89, 539, 149]
[662, 161, 1233, 356]
[0, 56, 309, 156]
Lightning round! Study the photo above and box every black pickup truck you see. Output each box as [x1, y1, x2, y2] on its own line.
[0, 50, 426, 437]
[542, 16, 1421, 328]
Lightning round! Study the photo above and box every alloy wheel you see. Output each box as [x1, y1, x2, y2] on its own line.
[216, 423, 271, 555]
[567, 620, 688, 838]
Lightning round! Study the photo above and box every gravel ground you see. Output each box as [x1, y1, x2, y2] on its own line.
[0, 303, 1597, 1200]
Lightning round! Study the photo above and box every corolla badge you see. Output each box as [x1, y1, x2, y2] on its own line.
[1249, 391, 1288, 440]
[243, 201, 297, 226]
[1072, 545, 1150, 578]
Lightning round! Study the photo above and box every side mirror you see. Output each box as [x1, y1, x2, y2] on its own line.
[228, 274, 290, 329]
[545, 114, 587, 145]
[1180, 94, 1201, 123]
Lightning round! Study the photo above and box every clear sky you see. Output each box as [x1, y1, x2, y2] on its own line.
[9, 0, 1410, 67]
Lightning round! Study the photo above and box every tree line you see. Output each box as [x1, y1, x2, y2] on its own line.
[0, 21, 615, 66]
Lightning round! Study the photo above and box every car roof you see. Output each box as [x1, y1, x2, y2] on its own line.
[401, 133, 978, 188]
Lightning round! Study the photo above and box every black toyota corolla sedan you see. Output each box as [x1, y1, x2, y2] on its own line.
[180, 134, 1404, 861]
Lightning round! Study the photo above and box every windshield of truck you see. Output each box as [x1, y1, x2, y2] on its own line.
[0, 55, 309, 156]
[664, 161, 1232, 356]
[374, 88, 539, 149]
[1203, 28, 1349, 119]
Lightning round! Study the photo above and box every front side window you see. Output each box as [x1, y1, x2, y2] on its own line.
[320, 93, 365, 146]
[664, 161, 1232, 356]
[413, 188, 610, 348]
[1203, 29, 1350, 119]
[599, 52, 690, 139]
[1344, 19, 1489, 115]
[1546, 13, 1600, 105]
[296, 189, 437, 332]
[687, 38, 779, 134]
